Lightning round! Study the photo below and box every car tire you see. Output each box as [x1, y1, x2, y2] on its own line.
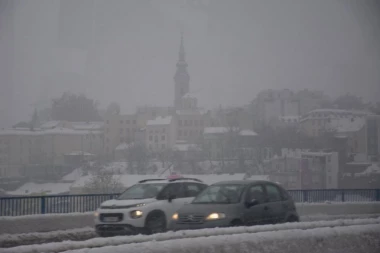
[145, 211, 167, 234]
[230, 219, 244, 227]
[97, 232, 109, 237]
[286, 215, 299, 223]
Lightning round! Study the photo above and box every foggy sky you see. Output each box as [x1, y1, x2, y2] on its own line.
[0, 0, 379, 127]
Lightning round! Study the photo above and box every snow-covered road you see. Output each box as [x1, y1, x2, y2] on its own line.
[3, 215, 380, 253]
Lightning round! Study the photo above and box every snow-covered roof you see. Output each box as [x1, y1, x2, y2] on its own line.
[0, 128, 102, 136]
[308, 109, 370, 115]
[355, 164, 380, 176]
[147, 116, 172, 126]
[71, 122, 104, 130]
[65, 151, 95, 156]
[7, 182, 72, 196]
[239, 129, 257, 136]
[173, 143, 201, 152]
[40, 121, 61, 129]
[327, 117, 365, 133]
[176, 108, 207, 115]
[115, 142, 134, 151]
[204, 127, 228, 134]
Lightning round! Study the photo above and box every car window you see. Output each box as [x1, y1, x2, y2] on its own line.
[246, 184, 265, 204]
[265, 184, 282, 202]
[157, 183, 185, 200]
[118, 183, 167, 200]
[184, 183, 207, 197]
[192, 184, 244, 204]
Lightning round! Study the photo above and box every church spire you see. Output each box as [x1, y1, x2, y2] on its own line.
[178, 31, 185, 62]
[174, 32, 190, 109]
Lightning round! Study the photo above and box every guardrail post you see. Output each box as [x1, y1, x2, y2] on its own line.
[41, 196, 46, 214]
[341, 190, 345, 202]
[303, 190, 308, 202]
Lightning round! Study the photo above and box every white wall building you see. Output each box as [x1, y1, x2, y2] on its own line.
[146, 116, 176, 152]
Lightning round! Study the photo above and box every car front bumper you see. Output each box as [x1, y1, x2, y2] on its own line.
[95, 224, 147, 236]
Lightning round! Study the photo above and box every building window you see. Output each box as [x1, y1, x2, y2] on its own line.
[179, 120, 182, 126]
[178, 130, 182, 136]
[149, 136, 153, 141]
[126, 120, 130, 124]
[154, 136, 158, 143]
[184, 130, 188, 136]
[161, 135, 165, 141]
[189, 120, 193, 126]
[120, 120, 124, 124]
[132, 120, 136, 124]
[184, 120, 188, 126]
[162, 128, 166, 133]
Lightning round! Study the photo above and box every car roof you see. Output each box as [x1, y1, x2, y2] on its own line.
[138, 178, 204, 184]
[212, 180, 275, 186]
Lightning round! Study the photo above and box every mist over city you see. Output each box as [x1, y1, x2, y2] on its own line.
[0, 1, 380, 252]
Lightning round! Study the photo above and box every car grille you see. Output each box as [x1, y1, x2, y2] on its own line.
[99, 213, 123, 222]
[177, 214, 205, 224]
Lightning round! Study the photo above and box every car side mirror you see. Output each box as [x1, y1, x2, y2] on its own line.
[246, 199, 259, 208]
[168, 194, 176, 202]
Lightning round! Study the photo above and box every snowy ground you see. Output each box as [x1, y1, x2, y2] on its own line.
[3, 216, 380, 253]
[59, 223, 380, 253]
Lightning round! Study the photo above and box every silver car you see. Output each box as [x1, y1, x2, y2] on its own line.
[169, 180, 299, 230]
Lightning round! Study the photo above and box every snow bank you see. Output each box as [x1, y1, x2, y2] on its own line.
[1, 202, 380, 235]
[63, 224, 380, 253]
[0, 212, 94, 234]
[4, 218, 380, 253]
[0, 227, 95, 248]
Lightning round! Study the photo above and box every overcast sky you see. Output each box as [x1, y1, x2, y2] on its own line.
[0, 0, 379, 126]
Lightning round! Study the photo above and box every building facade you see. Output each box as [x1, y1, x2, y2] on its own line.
[0, 122, 104, 178]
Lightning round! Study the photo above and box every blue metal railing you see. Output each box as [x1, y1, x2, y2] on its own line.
[0, 189, 379, 216]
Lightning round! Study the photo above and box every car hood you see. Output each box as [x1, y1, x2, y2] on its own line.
[177, 203, 240, 216]
[100, 198, 156, 209]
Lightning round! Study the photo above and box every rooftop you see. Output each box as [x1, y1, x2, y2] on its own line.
[147, 116, 172, 126]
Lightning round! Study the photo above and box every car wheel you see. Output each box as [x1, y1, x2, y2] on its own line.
[287, 215, 299, 223]
[145, 211, 167, 234]
[97, 232, 109, 237]
[230, 219, 244, 227]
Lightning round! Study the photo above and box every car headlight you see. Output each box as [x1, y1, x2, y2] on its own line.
[205, 213, 226, 220]
[94, 211, 99, 217]
[172, 213, 179, 220]
[130, 210, 143, 219]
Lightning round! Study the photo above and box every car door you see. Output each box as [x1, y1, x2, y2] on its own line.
[263, 183, 287, 224]
[242, 184, 267, 225]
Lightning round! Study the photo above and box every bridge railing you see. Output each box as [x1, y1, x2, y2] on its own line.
[0, 189, 379, 216]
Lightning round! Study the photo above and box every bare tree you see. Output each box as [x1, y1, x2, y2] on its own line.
[83, 171, 124, 194]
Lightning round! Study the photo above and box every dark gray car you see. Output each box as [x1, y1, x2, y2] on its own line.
[169, 180, 299, 230]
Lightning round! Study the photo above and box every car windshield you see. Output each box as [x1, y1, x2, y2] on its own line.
[118, 183, 167, 200]
[192, 184, 245, 204]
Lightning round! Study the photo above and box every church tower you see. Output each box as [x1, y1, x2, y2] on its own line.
[174, 32, 190, 109]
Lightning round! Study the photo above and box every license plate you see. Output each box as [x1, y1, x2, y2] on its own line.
[103, 217, 119, 222]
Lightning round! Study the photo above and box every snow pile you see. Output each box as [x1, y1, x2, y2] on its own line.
[0, 227, 95, 248]
[0, 212, 94, 234]
[4, 218, 380, 253]
[62, 169, 83, 181]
